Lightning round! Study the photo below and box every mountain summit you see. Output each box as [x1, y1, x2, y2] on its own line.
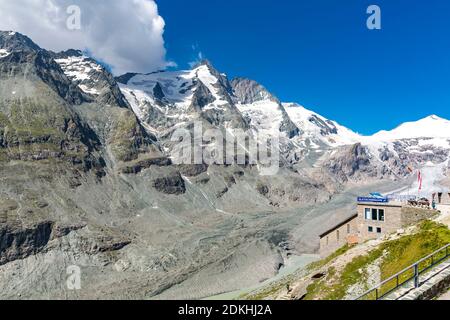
[1, 31, 450, 300]
[370, 114, 450, 141]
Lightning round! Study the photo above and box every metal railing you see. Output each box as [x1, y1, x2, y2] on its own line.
[356, 243, 450, 300]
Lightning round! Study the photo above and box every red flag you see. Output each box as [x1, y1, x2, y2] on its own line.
[418, 171, 423, 191]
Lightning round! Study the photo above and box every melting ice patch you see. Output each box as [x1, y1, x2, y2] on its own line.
[0, 49, 10, 58]
[56, 56, 102, 81]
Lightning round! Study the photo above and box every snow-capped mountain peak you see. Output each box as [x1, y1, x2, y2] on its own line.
[369, 114, 450, 141]
[231, 78, 300, 139]
[115, 57, 450, 175]
[284, 103, 362, 147]
[118, 61, 230, 110]
[116, 61, 248, 134]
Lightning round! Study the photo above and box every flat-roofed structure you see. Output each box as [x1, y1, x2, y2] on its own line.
[357, 199, 437, 241]
[319, 196, 438, 257]
[356, 200, 402, 241]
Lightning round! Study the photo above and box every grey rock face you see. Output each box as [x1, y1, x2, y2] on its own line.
[193, 64, 249, 129]
[0, 41, 106, 177]
[0, 31, 41, 53]
[153, 82, 166, 101]
[53, 50, 129, 108]
[231, 77, 300, 138]
[280, 117, 301, 139]
[2, 50, 86, 105]
[2, 31, 449, 300]
[51, 49, 83, 59]
[231, 78, 274, 104]
[120, 156, 172, 174]
[115, 72, 139, 85]
[177, 164, 209, 177]
[197, 60, 234, 98]
[379, 146, 394, 162]
[152, 172, 186, 195]
[324, 143, 376, 183]
[189, 80, 216, 111]
[0, 32, 87, 105]
[309, 115, 338, 136]
[0, 221, 54, 266]
[393, 139, 449, 164]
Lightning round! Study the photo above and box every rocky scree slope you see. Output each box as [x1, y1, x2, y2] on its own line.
[0, 32, 338, 299]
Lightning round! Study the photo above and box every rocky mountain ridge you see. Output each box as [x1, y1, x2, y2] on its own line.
[0, 30, 449, 300]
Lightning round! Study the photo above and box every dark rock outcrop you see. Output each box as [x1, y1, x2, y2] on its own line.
[309, 115, 338, 136]
[153, 82, 166, 101]
[324, 143, 375, 182]
[121, 157, 172, 174]
[152, 173, 186, 195]
[177, 164, 208, 177]
[115, 72, 139, 85]
[0, 221, 54, 266]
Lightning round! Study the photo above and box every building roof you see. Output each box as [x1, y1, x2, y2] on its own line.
[319, 214, 358, 239]
[357, 201, 403, 207]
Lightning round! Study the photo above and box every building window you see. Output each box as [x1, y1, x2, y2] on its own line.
[365, 208, 371, 220]
[365, 208, 385, 222]
[368, 226, 373, 233]
[379, 209, 385, 222]
[326, 236, 329, 245]
[377, 227, 382, 234]
[337, 230, 340, 241]
[347, 224, 351, 234]
[372, 208, 378, 221]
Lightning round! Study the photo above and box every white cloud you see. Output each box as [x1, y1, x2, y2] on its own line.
[0, 0, 174, 74]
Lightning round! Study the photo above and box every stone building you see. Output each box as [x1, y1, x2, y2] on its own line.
[319, 214, 358, 257]
[319, 198, 437, 257]
[433, 192, 450, 205]
[355, 200, 436, 241]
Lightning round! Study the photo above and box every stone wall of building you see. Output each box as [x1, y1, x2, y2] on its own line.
[438, 193, 450, 205]
[357, 203, 403, 242]
[320, 202, 438, 258]
[319, 216, 358, 257]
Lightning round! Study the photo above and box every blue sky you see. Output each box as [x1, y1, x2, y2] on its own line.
[157, 0, 450, 135]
